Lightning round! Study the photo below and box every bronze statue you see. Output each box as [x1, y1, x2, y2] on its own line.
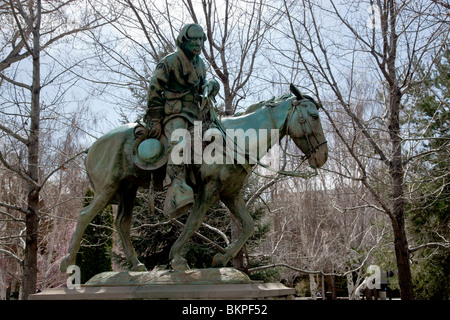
[60, 88, 327, 272]
[59, 24, 328, 274]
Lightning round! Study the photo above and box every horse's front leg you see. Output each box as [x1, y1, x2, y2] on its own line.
[169, 183, 219, 271]
[213, 192, 255, 268]
[60, 187, 115, 272]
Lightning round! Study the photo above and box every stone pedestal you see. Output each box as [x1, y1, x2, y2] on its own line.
[29, 268, 295, 300]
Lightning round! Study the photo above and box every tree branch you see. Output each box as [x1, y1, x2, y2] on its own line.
[0, 151, 40, 190]
[0, 204, 29, 217]
[201, 222, 230, 246]
[246, 175, 284, 208]
[0, 71, 32, 90]
[0, 209, 26, 223]
[171, 218, 226, 254]
[0, 248, 22, 265]
[409, 242, 449, 253]
[39, 149, 87, 190]
[0, 122, 29, 145]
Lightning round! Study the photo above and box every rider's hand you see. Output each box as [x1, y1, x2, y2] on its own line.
[203, 79, 220, 103]
[148, 121, 162, 138]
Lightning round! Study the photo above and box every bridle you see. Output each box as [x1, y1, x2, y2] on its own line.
[257, 96, 326, 177]
[270, 96, 327, 164]
[287, 98, 328, 162]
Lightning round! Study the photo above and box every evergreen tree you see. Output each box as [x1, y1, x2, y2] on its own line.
[75, 189, 114, 284]
[406, 46, 450, 299]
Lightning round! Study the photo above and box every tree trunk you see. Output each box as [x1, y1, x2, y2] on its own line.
[21, 9, 41, 299]
[309, 274, 317, 299]
[346, 272, 355, 299]
[392, 214, 414, 300]
[223, 83, 233, 116]
[382, 0, 414, 299]
[324, 275, 336, 300]
[21, 197, 39, 300]
[388, 86, 414, 300]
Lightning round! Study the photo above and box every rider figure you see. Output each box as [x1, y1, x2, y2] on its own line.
[144, 23, 219, 219]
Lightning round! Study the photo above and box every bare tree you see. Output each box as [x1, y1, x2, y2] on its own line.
[272, 0, 449, 299]
[0, 0, 106, 299]
[0, 110, 92, 296]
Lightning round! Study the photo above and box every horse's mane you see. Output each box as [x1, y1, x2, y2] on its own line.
[232, 92, 320, 117]
[234, 93, 293, 117]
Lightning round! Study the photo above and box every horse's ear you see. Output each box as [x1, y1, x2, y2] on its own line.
[290, 83, 303, 100]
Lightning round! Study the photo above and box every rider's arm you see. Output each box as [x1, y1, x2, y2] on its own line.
[145, 62, 168, 122]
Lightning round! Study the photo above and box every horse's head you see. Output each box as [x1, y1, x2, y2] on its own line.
[286, 84, 328, 169]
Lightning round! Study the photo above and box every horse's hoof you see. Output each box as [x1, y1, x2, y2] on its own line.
[171, 258, 190, 271]
[60, 255, 74, 273]
[131, 263, 147, 272]
[212, 253, 227, 268]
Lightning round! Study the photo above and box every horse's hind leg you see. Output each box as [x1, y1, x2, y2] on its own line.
[115, 184, 146, 271]
[60, 187, 116, 272]
[213, 192, 255, 268]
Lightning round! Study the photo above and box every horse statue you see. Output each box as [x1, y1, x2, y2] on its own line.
[60, 84, 328, 272]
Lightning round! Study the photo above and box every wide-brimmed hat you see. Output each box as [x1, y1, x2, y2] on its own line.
[133, 135, 168, 170]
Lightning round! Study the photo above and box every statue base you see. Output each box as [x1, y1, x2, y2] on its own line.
[85, 267, 253, 286]
[29, 268, 295, 300]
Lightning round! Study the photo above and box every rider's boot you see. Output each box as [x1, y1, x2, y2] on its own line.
[163, 165, 194, 219]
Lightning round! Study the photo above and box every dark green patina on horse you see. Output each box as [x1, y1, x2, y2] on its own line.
[60, 84, 328, 272]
